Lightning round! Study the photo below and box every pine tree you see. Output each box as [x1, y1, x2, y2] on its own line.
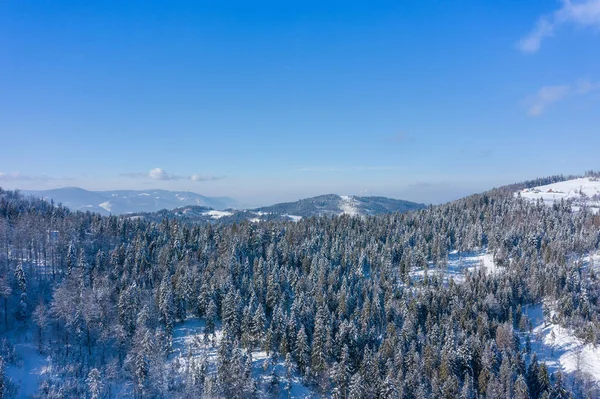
[284, 353, 294, 399]
[514, 374, 529, 399]
[295, 326, 310, 376]
[158, 273, 175, 336]
[86, 368, 102, 399]
[349, 372, 366, 399]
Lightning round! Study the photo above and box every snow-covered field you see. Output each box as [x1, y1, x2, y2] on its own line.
[524, 304, 600, 387]
[516, 177, 600, 214]
[202, 210, 234, 219]
[410, 248, 501, 285]
[285, 214, 302, 222]
[169, 319, 314, 398]
[99, 201, 112, 212]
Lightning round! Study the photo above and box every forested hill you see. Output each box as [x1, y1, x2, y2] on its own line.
[123, 194, 426, 225]
[0, 174, 600, 398]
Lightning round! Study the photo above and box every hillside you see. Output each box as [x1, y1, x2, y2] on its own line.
[125, 194, 426, 224]
[1, 174, 600, 398]
[516, 177, 600, 214]
[254, 194, 426, 218]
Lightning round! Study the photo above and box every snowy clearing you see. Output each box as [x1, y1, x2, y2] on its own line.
[285, 214, 302, 222]
[581, 251, 600, 270]
[524, 304, 600, 386]
[410, 248, 502, 285]
[169, 319, 314, 398]
[99, 201, 112, 212]
[339, 195, 359, 216]
[516, 177, 600, 214]
[4, 332, 50, 398]
[202, 210, 234, 219]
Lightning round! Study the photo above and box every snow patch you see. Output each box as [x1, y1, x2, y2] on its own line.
[525, 304, 600, 386]
[285, 214, 302, 222]
[410, 248, 502, 285]
[202, 210, 234, 219]
[4, 333, 50, 398]
[169, 319, 313, 397]
[339, 195, 359, 216]
[516, 177, 600, 214]
[98, 201, 112, 212]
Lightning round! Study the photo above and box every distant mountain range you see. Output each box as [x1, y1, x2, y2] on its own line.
[24, 187, 239, 216]
[23, 187, 426, 222]
[125, 194, 427, 224]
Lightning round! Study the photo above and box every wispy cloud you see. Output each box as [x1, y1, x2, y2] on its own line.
[0, 172, 71, 182]
[299, 166, 404, 172]
[190, 173, 225, 182]
[518, 0, 600, 53]
[524, 79, 600, 116]
[121, 168, 224, 182]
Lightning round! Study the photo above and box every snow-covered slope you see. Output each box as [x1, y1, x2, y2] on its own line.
[255, 194, 426, 218]
[24, 187, 240, 215]
[126, 194, 425, 225]
[525, 303, 600, 387]
[169, 318, 314, 398]
[516, 177, 600, 213]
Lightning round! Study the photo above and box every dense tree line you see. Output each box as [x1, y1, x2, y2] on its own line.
[0, 176, 599, 398]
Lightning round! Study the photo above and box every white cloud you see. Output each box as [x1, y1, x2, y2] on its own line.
[524, 79, 600, 116]
[518, 0, 600, 53]
[0, 172, 64, 182]
[122, 168, 223, 182]
[148, 167, 177, 180]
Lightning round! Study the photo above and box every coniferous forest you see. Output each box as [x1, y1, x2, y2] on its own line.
[1, 174, 600, 398]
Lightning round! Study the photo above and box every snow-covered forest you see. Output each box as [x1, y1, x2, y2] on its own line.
[1, 173, 600, 398]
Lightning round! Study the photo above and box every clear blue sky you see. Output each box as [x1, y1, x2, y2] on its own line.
[1, 1, 599, 205]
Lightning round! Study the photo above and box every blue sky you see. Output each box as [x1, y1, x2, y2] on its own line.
[1, 0, 600, 205]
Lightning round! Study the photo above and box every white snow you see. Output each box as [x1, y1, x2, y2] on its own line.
[582, 251, 600, 270]
[516, 177, 600, 214]
[98, 201, 112, 212]
[202, 210, 234, 219]
[410, 248, 502, 285]
[4, 332, 50, 398]
[169, 319, 313, 398]
[285, 215, 302, 222]
[525, 304, 600, 386]
[339, 195, 359, 216]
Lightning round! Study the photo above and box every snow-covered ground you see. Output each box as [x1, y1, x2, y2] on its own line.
[410, 248, 501, 285]
[516, 177, 600, 214]
[4, 331, 50, 398]
[99, 201, 112, 212]
[285, 214, 302, 222]
[524, 304, 600, 387]
[339, 196, 359, 216]
[169, 319, 314, 398]
[582, 251, 600, 270]
[202, 210, 234, 219]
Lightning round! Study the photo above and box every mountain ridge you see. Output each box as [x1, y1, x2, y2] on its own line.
[23, 187, 240, 216]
